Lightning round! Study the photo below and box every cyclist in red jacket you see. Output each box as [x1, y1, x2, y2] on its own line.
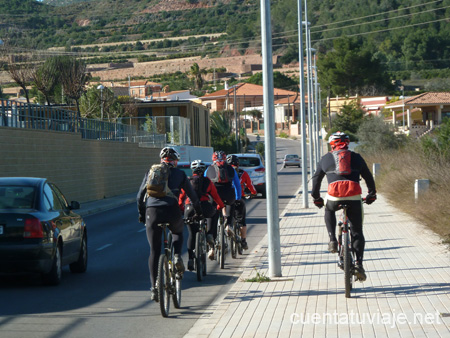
[311, 131, 376, 282]
[179, 160, 225, 270]
[226, 154, 257, 250]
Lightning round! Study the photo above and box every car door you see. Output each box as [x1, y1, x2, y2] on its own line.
[43, 183, 79, 262]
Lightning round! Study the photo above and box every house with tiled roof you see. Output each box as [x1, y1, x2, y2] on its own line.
[384, 92, 450, 135]
[199, 82, 298, 113]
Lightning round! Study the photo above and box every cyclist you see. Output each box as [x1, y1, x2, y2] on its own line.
[311, 131, 376, 281]
[204, 150, 242, 259]
[178, 159, 225, 271]
[137, 147, 202, 301]
[226, 154, 257, 250]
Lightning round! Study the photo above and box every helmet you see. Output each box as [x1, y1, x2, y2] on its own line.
[226, 154, 239, 166]
[328, 131, 350, 150]
[160, 147, 180, 161]
[190, 159, 206, 173]
[212, 150, 226, 163]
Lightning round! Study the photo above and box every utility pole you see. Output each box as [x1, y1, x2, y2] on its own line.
[297, 0, 308, 208]
[261, 0, 282, 277]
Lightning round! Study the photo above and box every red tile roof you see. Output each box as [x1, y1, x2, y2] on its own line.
[200, 83, 297, 99]
[385, 92, 450, 108]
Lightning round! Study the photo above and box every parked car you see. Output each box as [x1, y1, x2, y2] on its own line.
[0, 177, 87, 285]
[283, 154, 301, 168]
[230, 153, 266, 198]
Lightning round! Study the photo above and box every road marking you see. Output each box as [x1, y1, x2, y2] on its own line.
[96, 244, 112, 251]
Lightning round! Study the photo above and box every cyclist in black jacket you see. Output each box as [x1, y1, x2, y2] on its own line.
[137, 147, 201, 301]
[311, 131, 376, 281]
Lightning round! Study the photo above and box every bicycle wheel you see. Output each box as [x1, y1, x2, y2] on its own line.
[195, 232, 203, 282]
[157, 254, 170, 317]
[219, 219, 226, 269]
[237, 224, 243, 255]
[343, 231, 352, 298]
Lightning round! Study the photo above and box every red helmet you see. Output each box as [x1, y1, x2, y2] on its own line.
[212, 150, 226, 163]
[328, 131, 350, 150]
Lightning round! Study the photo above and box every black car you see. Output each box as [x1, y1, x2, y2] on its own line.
[0, 177, 87, 285]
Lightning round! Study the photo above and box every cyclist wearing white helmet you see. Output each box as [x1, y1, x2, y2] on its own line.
[137, 147, 202, 301]
[311, 131, 376, 281]
[179, 159, 225, 271]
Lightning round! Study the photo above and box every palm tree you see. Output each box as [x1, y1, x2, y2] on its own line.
[189, 63, 207, 90]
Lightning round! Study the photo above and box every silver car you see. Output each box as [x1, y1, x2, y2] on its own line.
[230, 153, 266, 198]
[283, 154, 301, 168]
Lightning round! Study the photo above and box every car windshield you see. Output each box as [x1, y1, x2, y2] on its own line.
[0, 186, 36, 209]
[238, 157, 261, 167]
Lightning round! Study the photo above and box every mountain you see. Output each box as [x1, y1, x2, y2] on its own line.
[1, 0, 449, 77]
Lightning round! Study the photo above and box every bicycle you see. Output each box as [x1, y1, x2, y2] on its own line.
[336, 200, 366, 298]
[156, 223, 182, 317]
[215, 213, 227, 269]
[186, 217, 207, 281]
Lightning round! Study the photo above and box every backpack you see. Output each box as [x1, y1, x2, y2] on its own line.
[211, 161, 232, 184]
[331, 149, 352, 176]
[146, 162, 175, 198]
[189, 175, 209, 199]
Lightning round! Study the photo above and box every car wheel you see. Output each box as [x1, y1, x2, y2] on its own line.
[42, 244, 62, 286]
[70, 233, 88, 273]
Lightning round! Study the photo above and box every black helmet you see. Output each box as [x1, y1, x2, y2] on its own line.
[190, 159, 207, 173]
[226, 154, 239, 166]
[160, 147, 180, 161]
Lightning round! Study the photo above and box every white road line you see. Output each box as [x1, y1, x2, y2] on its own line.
[96, 244, 112, 251]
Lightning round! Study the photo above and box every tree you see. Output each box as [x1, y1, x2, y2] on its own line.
[246, 71, 297, 90]
[57, 56, 90, 118]
[32, 56, 60, 106]
[318, 37, 392, 97]
[330, 99, 365, 137]
[189, 62, 207, 90]
[356, 115, 406, 154]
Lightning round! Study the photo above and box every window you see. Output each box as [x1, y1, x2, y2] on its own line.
[43, 184, 64, 211]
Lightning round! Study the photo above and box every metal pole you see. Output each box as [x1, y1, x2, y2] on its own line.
[234, 86, 239, 152]
[303, 18, 314, 178]
[261, 0, 282, 277]
[297, 0, 308, 208]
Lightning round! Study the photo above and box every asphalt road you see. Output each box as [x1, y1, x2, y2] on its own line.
[0, 137, 306, 338]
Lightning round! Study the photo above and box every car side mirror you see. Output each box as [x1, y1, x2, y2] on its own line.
[70, 201, 80, 210]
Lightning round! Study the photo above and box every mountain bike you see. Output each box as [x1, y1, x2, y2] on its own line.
[337, 200, 366, 298]
[156, 223, 182, 317]
[215, 213, 227, 269]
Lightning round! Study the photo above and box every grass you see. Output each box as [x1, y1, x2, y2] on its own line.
[364, 147, 450, 247]
[243, 268, 271, 283]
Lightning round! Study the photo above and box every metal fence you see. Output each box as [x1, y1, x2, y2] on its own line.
[0, 100, 190, 147]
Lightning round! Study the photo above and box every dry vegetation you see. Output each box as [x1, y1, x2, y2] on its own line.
[364, 148, 450, 247]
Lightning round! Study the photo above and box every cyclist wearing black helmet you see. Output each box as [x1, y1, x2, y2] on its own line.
[137, 147, 202, 301]
[311, 131, 376, 281]
[179, 159, 225, 271]
[204, 150, 241, 259]
[227, 154, 257, 250]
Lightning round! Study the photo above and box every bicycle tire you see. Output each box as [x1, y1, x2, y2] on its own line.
[157, 254, 170, 317]
[343, 231, 352, 298]
[195, 232, 203, 282]
[219, 218, 225, 269]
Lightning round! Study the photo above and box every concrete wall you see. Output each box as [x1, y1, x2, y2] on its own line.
[0, 127, 160, 203]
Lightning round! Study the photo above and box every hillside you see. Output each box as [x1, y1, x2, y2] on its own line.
[1, 0, 449, 81]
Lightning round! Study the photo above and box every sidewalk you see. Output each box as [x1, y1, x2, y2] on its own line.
[185, 190, 450, 337]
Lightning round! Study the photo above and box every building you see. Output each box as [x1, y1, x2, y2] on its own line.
[199, 82, 298, 113]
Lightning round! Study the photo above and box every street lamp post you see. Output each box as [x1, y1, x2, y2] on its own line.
[97, 84, 105, 120]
